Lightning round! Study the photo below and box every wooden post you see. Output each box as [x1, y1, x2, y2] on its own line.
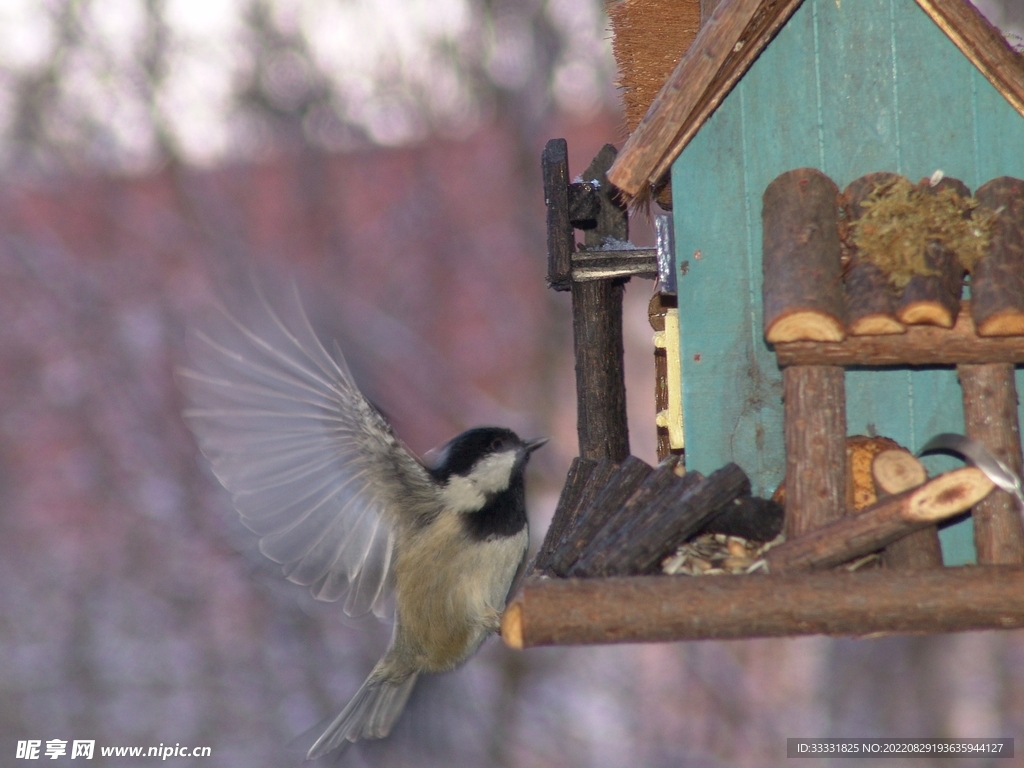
[542, 139, 574, 292]
[572, 144, 631, 461]
[895, 177, 969, 328]
[959, 362, 1024, 564]
[783, 365, 847, 537]
[972, 176, 1024, 336]
[762, 168, 845, 343]
[842, 173, 904, 336]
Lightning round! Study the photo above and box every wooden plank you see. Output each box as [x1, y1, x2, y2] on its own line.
[773, 305, 1024, 366]
[556, 456, 655, 576]
[532, 458, 599, 575]
[817, 0, 900, 180]
[895, 1, 978, 184]
[542, 139, 574, 291]
[501, 567, 1024, 648]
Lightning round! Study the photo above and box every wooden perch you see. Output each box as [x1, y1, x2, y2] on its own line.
[773, 303, 1024, 367]
[895, 177, 969, 328]
[959, 362, 1024, 564]
[874, 449, 944, 569]
[763, 168, 845, 342]
[842, 173, 905, 336]
[500, 566, 1024, 649]
[765, 467, 994, 572]
[972, 176, 1024, 337]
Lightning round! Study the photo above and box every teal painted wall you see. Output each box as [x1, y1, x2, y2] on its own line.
[671, 0, 1024, 564]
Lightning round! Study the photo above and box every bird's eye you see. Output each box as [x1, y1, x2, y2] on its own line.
[490, 438, 505, 451]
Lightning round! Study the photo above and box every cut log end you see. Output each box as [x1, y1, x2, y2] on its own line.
[848, 314, 906, 336]
[872, 449, 928, 495]
[897, 301, 955, 328]
[766, 311, 845, 343]
[976, 310, 1024, 337]
[501, 601, 524, 650]
[907, 467, 994, 523]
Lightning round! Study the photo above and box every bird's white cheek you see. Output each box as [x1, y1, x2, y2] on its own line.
[438, 451, 518, 512]
[439, 475, 486, 512]
[469, 451, 518, 495]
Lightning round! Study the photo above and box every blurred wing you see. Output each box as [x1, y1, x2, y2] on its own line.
[179, 284, 434, 617]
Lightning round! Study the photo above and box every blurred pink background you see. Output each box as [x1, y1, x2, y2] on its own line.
[1, 1, 1023, 765]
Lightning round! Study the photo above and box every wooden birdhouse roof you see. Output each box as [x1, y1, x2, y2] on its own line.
[607, 0, 1024, 200]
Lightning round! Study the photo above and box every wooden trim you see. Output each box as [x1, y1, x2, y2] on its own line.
[608, 0, 803, 197]
[915, 0, 1024, 119]
[501, 567, 1024, 648]
[773, 303, 1024, 367]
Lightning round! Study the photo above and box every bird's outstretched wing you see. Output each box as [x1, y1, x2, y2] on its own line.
[179, 284, 435, 617]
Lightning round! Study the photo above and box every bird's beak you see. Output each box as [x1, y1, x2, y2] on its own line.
[524, 437, 549, 453]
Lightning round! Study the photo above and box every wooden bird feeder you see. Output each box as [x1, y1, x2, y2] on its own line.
[502, 0, 1024, 650]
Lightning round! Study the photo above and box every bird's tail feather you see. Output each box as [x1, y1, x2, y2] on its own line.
[306, 672, 419, 759]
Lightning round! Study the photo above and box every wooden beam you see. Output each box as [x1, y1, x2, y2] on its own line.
[773, 304, 1024, 367]
[783, 365, 846, 537]
[607, 0, 804, 198]
[501, 566, 1024, 648]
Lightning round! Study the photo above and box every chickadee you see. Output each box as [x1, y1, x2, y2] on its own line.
[177, 286, 546, 760]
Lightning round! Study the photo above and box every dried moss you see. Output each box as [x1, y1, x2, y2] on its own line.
[849, 176, 994, 290]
